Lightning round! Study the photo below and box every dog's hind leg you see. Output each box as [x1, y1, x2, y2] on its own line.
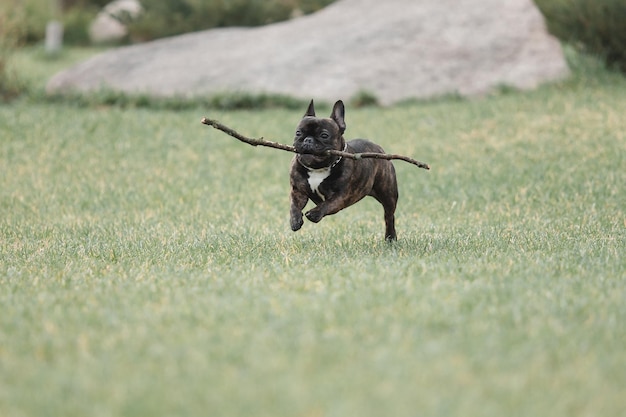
[383, 206, 397, 241]
[371, 164, 398, 241]
[371, 187, 398, 241]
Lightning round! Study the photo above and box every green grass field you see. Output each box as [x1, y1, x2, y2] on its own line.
[1, 47, 625, 417]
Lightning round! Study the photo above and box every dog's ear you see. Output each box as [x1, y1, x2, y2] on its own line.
[304, 99, 316, 117]
[331, 100, 346, 134]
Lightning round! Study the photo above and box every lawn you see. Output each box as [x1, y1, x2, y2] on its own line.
[1, 47, 625, 417]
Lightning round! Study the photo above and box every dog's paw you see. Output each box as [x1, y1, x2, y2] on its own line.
[305, 209, 324, 223]
[290, 215, 304, 231]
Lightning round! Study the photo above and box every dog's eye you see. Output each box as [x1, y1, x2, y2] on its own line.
[320, 132, 330, 139]
[295, 130, 302, 137]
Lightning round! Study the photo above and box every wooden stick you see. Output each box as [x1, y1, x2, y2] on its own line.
[201, 117, 430, 170]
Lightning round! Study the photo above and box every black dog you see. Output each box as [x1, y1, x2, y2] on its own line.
[289, 100, 399, 240]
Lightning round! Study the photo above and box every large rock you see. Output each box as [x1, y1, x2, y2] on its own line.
[47, 0, 569, 105]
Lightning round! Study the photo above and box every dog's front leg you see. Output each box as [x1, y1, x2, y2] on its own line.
[290, 188, 309, 231]
[304, 204, 326, 223]
[305, 195, 353, 223]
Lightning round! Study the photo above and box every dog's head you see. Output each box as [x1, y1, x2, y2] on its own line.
[293, 100, 346, 169]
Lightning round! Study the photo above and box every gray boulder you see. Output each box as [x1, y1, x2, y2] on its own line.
[48, 0, 569, 105]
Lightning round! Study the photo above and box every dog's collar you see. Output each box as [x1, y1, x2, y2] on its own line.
[297, 144, 347, 172]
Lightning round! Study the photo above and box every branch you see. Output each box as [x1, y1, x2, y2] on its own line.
[201, 117, 430, 170]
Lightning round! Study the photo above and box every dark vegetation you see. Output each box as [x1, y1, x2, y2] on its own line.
[535, 0, 626, 72]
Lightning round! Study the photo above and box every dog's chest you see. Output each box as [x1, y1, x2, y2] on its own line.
[307, 168, 331, 201]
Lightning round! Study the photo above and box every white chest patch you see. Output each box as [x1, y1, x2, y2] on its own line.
[307, 168, 331, 201]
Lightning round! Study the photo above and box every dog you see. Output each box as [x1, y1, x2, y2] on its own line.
[289, 99, 399, 241]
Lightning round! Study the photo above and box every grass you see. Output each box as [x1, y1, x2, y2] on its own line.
[1, 46, 625, 417]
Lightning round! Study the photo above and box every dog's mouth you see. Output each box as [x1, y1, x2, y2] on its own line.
[295, 143, 332, 162]
[297, 152, 334, 169]
[295, 141, 326, 154]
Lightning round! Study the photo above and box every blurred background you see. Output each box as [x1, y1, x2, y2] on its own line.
[1, 0, 625, 101]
